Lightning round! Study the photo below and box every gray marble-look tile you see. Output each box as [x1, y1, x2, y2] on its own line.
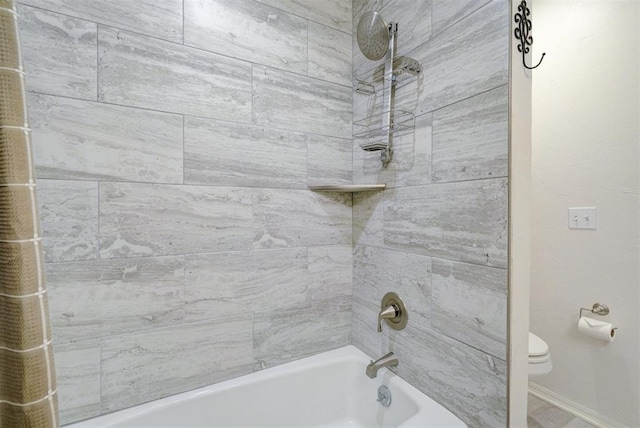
[352, 0, 374, 19]
[21, 0, 183, 42]
[527, 395, 587, 428]
[351, 295, 386, 359]
[352, 63, 385, 122]
[380, 0, 432, 57]
[99, 183, 254, 258]
[184, 116, 307, 189]
[432, 258, 507, 359]
[387, 324, 507, 427]
[18, 5, 97, 99]
[308, 245, 352, 301]
[307, 134, 352, 186]
[432, 85, 508, 183]
[29, 93, 183, 183]
[54, 340, 101, 425]
[353, 112, 432, 189]
[431, 0, 492, 35]
[184, 0, 307, 74]
[253, 296, 351, 370]
[253, 189, 352, 249]
[528, 417, 545, 428]
[253, 65, 352, 139]
[184, 248, 308, 322]
[308, 21, 351, 86]
[383, 178, 508, 268]
[98, 27, 252, 122]
[353, 191, 384, 247]
[38, 180, 98, 263]
[101, 315, 253, 413]
[256, 0, 352, 33]
[562, 418, 598, 428]
[353, 245, 431, 329]
[394, 0, 509, 115]
[47, 256, 185, 343]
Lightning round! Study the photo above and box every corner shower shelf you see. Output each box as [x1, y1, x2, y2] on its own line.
[308, 184, 386, 193]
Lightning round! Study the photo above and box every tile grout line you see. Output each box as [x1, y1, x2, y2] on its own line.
[96, 181, 100, 260]
[27, 90, 353, 141]
[182, 114, 185, 184]
[19, 3, 353, 89]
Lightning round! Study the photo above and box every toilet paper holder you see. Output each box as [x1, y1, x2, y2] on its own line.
[578, 303, 610, 319]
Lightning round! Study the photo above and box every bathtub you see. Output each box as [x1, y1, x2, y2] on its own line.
[67, 346, 465, 428]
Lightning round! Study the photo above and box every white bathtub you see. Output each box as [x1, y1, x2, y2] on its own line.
[67, 346, 465, 428]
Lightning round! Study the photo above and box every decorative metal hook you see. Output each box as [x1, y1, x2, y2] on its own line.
[514, 0, 545, 69]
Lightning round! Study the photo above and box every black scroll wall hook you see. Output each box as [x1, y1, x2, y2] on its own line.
[514, 0, 545, 69]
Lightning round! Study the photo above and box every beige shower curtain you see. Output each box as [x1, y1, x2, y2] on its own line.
[0, 0, 59, 426]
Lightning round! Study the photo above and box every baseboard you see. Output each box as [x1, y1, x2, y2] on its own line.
[528, 382, 626, 428]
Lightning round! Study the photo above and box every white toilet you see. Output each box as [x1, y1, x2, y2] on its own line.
[528, 332, 552, 379]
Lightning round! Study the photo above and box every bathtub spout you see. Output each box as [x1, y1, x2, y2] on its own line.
[366, 352, 398, 379]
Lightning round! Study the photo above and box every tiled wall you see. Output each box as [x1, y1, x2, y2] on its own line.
[19, 0, 511, 425]
[350, 0, 510, 426]
[18, 0, 353, 423]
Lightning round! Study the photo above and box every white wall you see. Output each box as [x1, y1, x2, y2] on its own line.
[531, 0, 640, 425]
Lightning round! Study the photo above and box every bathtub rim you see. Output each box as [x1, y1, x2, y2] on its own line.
[64, 345, 465, 428]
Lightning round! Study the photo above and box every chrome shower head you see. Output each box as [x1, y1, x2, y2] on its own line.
[356, 11, 390, 61]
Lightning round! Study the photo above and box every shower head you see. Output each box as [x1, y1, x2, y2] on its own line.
[356, 11, 390, 61]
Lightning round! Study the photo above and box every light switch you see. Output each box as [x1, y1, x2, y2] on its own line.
[568, 207, 597, 230]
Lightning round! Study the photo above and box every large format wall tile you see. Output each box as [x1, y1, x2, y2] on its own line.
[352, 192, 384, 247]
[29, 94, 183, 183]
[18, 6, 97, 99]
[253, 296, 351, 370]
[101, 315, 253, 412]
[54, 341, 101, 424]
[432, 85, 508, 183]
[432, 258, 507, 359]
[256, 0, 352, 33]
[308, 245, 352, 301]
[353, 245, 432, 329]
[307, 134, 352, 186]
[98, 27, 252, 122]
[384, 178, 508, 268]
[395, 0, 509, 115]
[184, 117, 307, 189]
[253, 189, 351, 249]
[381, 0, 432, 56]
[100, 183, 253, 258]
[38, 180, 98, 263]
[308, 21, 351, 86]
[47, 256, 185, 343]
[431, 0, 493, 35]
[21, 0, 183, 42]
[253, 65, 352, 138]
[351, 296, 382, 359]
[185, 248, 308, 322]
[184, 0, 307, 74]
[389, 325, 507, 427]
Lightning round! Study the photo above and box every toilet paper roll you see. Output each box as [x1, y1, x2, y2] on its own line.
[578, 316, 616, 343]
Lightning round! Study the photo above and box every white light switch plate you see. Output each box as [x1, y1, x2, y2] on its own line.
[568, 207, 597, 230]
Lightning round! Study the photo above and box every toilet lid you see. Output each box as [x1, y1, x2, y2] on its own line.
[529, 332, 549, 357]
